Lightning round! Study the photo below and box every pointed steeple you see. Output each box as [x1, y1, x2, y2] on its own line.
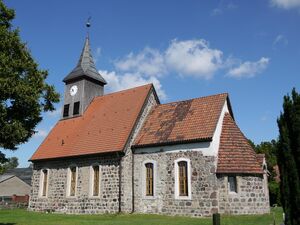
[63, 37, 107, 85]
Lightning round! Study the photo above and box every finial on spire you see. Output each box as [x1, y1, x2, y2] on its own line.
[86, 16, 91, 28]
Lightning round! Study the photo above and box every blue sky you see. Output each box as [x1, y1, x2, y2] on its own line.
[3, 0, 300, 167]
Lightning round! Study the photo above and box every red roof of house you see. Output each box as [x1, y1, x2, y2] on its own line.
[133, 93, 229, 148]
[30, 84, 153, 161]
[217, 113, 263, 174]
[256, 153, 265, 167]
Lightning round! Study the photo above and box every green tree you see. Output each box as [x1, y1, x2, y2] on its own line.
[277, 88, 300, 225]
[0, 1, 59, 155]
[0, 156, 18, 174]
[250, 139, 281, 206]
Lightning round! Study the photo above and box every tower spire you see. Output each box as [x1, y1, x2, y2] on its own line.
[62, 19, 106, 85]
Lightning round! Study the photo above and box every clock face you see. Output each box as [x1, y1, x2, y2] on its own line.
[70, 85, 78, 96]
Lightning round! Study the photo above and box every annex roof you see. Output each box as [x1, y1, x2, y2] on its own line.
[30, 84, 153, 161]
[63, 37, 107, 85]
[217, 113, 263, 174]
[0, 168, 32, 185]
[133, 93, 229, 148]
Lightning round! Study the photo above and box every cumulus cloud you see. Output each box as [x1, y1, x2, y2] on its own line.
[227, 57, 270, 78]
[33, 129, 48, 138]
[165, 39, 223, 79]
[100, 70, 167, 100]
[115, 47, 166, 77]
[270, 0, 300, 9]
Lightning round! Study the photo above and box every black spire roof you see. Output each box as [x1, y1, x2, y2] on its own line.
[63, 37, 107, 85]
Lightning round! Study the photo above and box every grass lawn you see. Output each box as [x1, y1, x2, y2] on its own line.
[0, 207, 283, 225]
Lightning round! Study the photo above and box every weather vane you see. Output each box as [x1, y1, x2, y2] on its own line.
[86, 16, 91, 37]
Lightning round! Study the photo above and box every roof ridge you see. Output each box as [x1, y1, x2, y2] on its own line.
[158, 92, 228, 106]
[94, 83, 153, 100]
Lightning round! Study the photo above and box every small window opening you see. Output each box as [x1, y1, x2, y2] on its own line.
[63, 104, 69, 117]
[42, 169, 48, 197]
[73, 102, 80, 115]
[228, 176, 237, 193]
[178, 161, 188, 196]
[145, 163, 154, 196]
[70, 167, 77, 196]
[93, 166, 100, 196]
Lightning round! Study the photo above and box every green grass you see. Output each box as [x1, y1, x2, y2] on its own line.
[0, 207, 283, 225]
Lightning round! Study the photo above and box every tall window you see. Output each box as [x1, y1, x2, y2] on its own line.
[63, 104, 69, 117]
[145, 163, 153, 196]
[228, 176, 237, 193]
[73, 102, 80, 115]
[178, 161, 188, 196]
[41, 169, 48, 197]
[69, 167, 77, 196]
[92, 166, 100, 196]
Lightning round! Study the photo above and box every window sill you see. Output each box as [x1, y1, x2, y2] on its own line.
[143, 196, 156, 200]
[175, 195, 192, 200]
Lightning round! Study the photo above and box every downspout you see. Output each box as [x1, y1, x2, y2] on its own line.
[118, 152, 122, 213]
[131, 148, 135, 213]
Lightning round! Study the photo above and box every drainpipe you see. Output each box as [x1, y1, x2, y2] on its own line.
[118, 152, 122, 213]
[131, 148, 135, 213]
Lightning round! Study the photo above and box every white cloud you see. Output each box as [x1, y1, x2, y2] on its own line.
[46, 106, 62, 117]
[165, 39, 223, 79]
[271, 0, 300, 9]
[115, 47, 166, 77]
[33, 129, 48, 138]
[211, 1, 238, 16]
[227, 57, 270, 78]
[100, 70, 167, 100]
[273, 34, 288, 48]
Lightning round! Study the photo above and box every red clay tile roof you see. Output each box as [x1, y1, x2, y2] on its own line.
[133, 93, 229, 148]
[256, 153, 265, 167]
[30, 84, 153, 161]
[217, 113, 263, 174]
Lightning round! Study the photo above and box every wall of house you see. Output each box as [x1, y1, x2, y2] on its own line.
[120, 91, 158, 212]
[29, 155, 121, 214]
[0, 176, 31, 196]
[133, 150, 219, 217]
[217, 174, 270, 215]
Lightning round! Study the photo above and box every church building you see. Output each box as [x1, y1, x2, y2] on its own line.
[28, 35, 270, 216]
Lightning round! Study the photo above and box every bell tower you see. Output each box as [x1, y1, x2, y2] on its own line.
[62, 35, 107, 119]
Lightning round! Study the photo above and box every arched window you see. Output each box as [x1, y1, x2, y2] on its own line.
[174, 158, 191, 199]
[67, 166, 77, 197]
[92, 165, 100, 197]
[178, 161, 188, 196]
[39, 169, 48, 197]
[145, 163, 154, 196]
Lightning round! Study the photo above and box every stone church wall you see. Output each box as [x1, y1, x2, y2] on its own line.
[29, 155, 121, 214]
[133, 150, 218, 217]
[217, 174, 270, 215]
[120, 91, 158, 212]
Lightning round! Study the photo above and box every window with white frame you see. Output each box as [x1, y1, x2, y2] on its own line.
[67, 166, 77, 197]
[228, 176, 237, 193]
[39, 169, 48, 197]
[90, 165, 100, 197]
[174, 158, 191, 199]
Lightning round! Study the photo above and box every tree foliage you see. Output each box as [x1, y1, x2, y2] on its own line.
[0, 1, 59, 153]
[250, 139, 281, 206]
[277, 88, 300, 225]
[0, 156, 18, 174]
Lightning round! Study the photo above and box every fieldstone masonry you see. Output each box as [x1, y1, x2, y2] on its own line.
[218, 175, 269, 215]
[29, 155, 120, 214]
[133, 151, 218, 217]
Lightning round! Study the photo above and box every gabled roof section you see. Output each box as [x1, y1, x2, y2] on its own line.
[133, 93, 229, 148]
[217, 113, 263, 174]
[63, 37, 107, 85]
[30, 84, 153, 161]
[1, 168, 32, 185]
